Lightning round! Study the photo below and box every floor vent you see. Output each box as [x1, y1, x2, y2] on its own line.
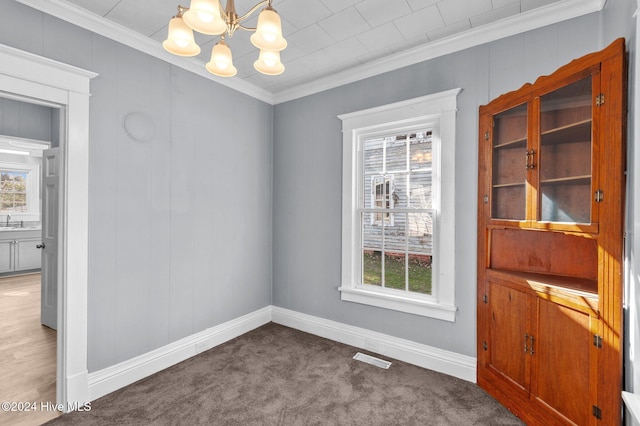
[353, 352, 392, 369]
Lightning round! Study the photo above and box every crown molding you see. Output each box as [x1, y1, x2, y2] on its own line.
[272, 0, 607, 104]
[16, 0, 275, 104]
[0, 42, 97, 96]
[17, 0, 606, 105]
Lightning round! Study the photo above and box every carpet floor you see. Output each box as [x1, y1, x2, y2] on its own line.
[45, 323, 523, 425]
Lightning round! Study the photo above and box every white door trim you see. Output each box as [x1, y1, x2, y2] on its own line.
[0, 43, 96, 409]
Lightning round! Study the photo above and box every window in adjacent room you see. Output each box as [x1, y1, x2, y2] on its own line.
[0, 161, 41, 221]
[1, 171, 28, 212]
[338, 89, 461, 321]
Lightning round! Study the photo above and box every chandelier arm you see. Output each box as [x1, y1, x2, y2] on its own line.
[236, 0, 270, 24]
[237, 24, 257, 32]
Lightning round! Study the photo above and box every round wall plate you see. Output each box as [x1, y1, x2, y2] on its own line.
[122, 112, 156, 143]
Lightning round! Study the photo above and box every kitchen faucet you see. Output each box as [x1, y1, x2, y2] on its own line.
[5, 214, 10, 227]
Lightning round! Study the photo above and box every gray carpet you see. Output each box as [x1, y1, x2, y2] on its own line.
[45, 323, 523, 425]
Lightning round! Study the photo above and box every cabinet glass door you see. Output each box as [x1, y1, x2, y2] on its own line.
[491, 103, 527, 220]
[539, 76, 592, 223]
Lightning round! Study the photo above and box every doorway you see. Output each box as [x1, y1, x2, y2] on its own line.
[0, 44, 96, 408]
[0, 124, 58, 422]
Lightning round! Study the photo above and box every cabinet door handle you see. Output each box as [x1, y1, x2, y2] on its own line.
[36, 244, 45, 249]
[524, 333, 529, 352]
[529, 335, 535, 355]
[525, 150, 536, 169]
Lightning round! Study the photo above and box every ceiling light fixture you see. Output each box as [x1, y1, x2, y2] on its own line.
[163, 0, 287, 77]
[0, 148, 30, 156]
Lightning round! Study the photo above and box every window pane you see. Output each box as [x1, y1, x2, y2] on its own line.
[364, 138, 384, 175]
[539, 76, 592, 223]
[409, 172, 432, 209]
[408, 212, 433, 253]
[383, 213, 406, 289]
[385, 135, 406, 172]
[392, 173, 407, 208]
[492, 103, 527, 220]
[369, 176, 394, 223]
[384, 252, 406, 290]
[362, 212, 382, 285]
[408, 254, 432, 295]
[384, 212, 406, 253]
[410, 132, 432, 170]
[363, 250, 382, 286]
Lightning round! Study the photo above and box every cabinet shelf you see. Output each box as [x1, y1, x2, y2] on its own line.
[540, 175, 590, 185]
[492, 181, 525, 188]
[494, 137, 526, 149]
[541, 119, 591, 145]
[486, 268, 598, 300]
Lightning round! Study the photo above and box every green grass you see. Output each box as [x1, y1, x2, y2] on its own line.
[363, 252, 432, 295]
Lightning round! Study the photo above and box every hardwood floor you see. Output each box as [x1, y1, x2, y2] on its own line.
[0, 273, 60, 425]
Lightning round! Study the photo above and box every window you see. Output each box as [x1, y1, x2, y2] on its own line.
[338, 89, 461, 321]
[363, 131, 432, 294]
[1, 171, 28, 212]
[0, 161, 41, 221]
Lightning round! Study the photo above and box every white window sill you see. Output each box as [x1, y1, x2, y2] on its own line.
[339, 286, 457, 322]
[623, 391, 640, 424]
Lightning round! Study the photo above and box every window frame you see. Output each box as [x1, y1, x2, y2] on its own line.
[338, 89, 461, 322]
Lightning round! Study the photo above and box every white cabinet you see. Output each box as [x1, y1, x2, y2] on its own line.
[0, 230, 42, 274]
[0, 239, 14, 273]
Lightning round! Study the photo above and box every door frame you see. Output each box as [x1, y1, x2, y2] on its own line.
[0, 43, 96, 409]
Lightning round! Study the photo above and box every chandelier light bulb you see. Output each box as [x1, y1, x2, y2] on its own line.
[206, 39, 237, 77]
[183, 0, 226, 35]
[197, 11, 214, 23]
[250, 6, 287, 51]
[162, 14, 201, 57]
[254, 49, 284, 76]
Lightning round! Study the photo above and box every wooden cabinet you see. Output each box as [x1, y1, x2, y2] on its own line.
[477, 39, 625, 425]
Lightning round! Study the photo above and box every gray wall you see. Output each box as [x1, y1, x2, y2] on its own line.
[0, 0, 273, 372]
[272, 1, 633, 357]
[0, 0, 636, 385]
[0, 97, 53, 142]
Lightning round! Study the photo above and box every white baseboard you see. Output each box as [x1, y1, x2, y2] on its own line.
[64, 370, 89, 411]
[87, 305, 476, 402]
[87, 307, 272, 401]
[271, 306, 476, 383]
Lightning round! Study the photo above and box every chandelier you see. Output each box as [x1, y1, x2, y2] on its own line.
[162, 0, 287, 77]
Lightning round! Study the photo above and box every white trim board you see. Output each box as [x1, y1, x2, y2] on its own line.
[270, 307, 476, 383]
[88, 307, 272, 401]
[16, 0, 605, 105]
[88, 305, 477, 402]
[0, 41, 96, 411]
[623, 392, 640, 424]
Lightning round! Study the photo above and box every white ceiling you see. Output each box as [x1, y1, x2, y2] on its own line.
[17, 0, 605, 103]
